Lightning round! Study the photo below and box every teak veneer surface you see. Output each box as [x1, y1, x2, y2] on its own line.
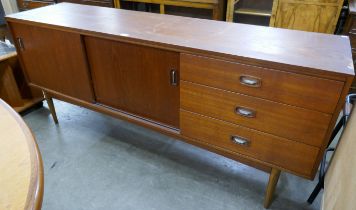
[181, 54, 345, 114]
[5, 3, 354, 78]
[180, 110, 319, 177]
[9, 23, 94, 102]
[180, 81, 332, 147]
[5, 3, 356, 207]
[85, 37, 180, 128]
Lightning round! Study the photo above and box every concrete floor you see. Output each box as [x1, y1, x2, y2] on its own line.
[23, 100, 322, 210]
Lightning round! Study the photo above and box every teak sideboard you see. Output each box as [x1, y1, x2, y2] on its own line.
[6, 3, 355, 208]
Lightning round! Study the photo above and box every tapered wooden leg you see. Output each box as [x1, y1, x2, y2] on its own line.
[225, 0, 235, 22]
[264, 168, 281, 208]
[160, 4, 165, 14]
[212, 6, 220, 20]
[43, 91, 58, 124]
[114, 0, 121, 8]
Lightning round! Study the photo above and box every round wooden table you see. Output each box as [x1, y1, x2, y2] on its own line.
[0, 99, 44, 210]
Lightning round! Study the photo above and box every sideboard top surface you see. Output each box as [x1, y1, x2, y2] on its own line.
[6, 3, 355, 76]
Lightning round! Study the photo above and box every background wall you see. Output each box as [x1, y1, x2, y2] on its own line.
[1, 0, 19, 15]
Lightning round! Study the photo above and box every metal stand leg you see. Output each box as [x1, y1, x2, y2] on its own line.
[327, 115, 346, 147]
[308, 93, 356, 204]
[307, 147, 335, 204]
[307, 181, 323, 203]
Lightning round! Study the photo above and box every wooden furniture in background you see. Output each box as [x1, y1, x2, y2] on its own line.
[16, 0, 115, 10]
[270, 0, 344, 33]
[344, 0, 356, 92]
[323, 104, 355, 210]
[114, 0, 224, 20]
[57, 0, 114, 7]
[227, 0, 344, 33]
[0, 99, 44, 210]
[16, 0, 55, 11]
[6, 3, 354, 208]
[0, 49, 22, 107]
[0, 42, 43, 112]
[226, 0, 274, 25]
[15, 0, 223, 20]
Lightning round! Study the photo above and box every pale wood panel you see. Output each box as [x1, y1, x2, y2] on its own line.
[0, 99, 43, 210]
[271, 0, 344, 34]
[324, 106, 356, 210]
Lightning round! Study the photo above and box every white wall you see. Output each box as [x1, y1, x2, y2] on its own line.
[1, 0, 19, 15]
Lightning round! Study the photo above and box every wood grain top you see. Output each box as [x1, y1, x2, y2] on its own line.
[0, 99, 43, 210]
[324, 105, 356, 210]
[6, 3, 355, 76]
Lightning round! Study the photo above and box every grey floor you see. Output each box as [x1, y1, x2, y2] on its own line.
[23, 100, 322, 210]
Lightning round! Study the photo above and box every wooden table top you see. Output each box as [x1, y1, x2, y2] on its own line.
[6, 3, 354, 78]
[0, 99, 43, 210]
[324, 104, 356, 210]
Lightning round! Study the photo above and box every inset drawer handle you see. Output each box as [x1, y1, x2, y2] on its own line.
[239, 75, 261, 87]
[235, 106, 256, 118]
[231, 135, 250, 146]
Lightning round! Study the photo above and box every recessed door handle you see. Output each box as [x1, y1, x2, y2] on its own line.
[17, 38, 25, 51]
[170, 69, 178, 86]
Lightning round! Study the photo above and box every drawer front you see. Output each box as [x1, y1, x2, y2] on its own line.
[18, 0, 54, 10]
[57, 0, 113, 7]
[181, 54, 343, 113]
[349, 17, 356, 33]
[351, 52, 356, 92]
[349, 32, 356, 50]
[291, 0, 340, 3]
[180, 110, 319, 176]
[181, 81, 331, 147]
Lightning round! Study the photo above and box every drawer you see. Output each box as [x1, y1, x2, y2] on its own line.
[291, 0, 340, 3]
[351, 80, 356, 93]
[57, 0, 113, 7]
[349, 32, 356, 50]
[349, 17, 356, 33]
[180, 110, 319, 176]
[181, 81, 332, 147]
[181, 54, 344, 114]
[17, 0, 54, 10]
